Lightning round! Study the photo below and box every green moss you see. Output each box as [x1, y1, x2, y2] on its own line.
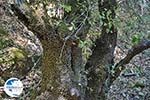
[0, 39, 13, 50]
[30, 89, 38, 100]
[40, 39, 61, 92]
[11, 48, 26, 60]
[30, 38, 63, 99]
[0, 27, 13, 50]
[0, 27, 8, 36]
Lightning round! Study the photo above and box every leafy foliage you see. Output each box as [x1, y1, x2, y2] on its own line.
[60, 4, 72, 13]
[131, 34, 141, 45]
[0, 38, 13, 50]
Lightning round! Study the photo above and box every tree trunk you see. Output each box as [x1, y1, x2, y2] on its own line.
[1, 1, 89, 99]
[1, 0, 118, 99]
[85, 0, 117, 100]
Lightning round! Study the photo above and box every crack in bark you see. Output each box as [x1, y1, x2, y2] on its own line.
[10, 4, 29, 26]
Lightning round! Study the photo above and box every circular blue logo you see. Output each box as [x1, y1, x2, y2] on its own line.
[4, 78, 23, 97]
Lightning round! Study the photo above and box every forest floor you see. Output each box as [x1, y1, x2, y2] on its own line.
[107, 41, 150, 100]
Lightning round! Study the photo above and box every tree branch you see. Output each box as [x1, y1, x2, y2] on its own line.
[112, 39, 150, 81]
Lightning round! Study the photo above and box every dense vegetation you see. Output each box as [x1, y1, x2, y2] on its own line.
[0, 0, 150, 100]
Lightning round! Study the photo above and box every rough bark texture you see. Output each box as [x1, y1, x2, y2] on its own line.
[0, 1, 43, 99]
[39, 35, 76, 100]
[85, 0, 117, 100]
[1, 1, 89, 100]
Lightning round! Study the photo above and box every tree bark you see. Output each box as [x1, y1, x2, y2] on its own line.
[7, 0, 90, 99]
[85, 0, 117, 100]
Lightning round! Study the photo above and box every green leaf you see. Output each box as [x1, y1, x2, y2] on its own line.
[58, 22, 69, 33]
[61, 4, 72, 13]
[131, 34, 141, 45]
